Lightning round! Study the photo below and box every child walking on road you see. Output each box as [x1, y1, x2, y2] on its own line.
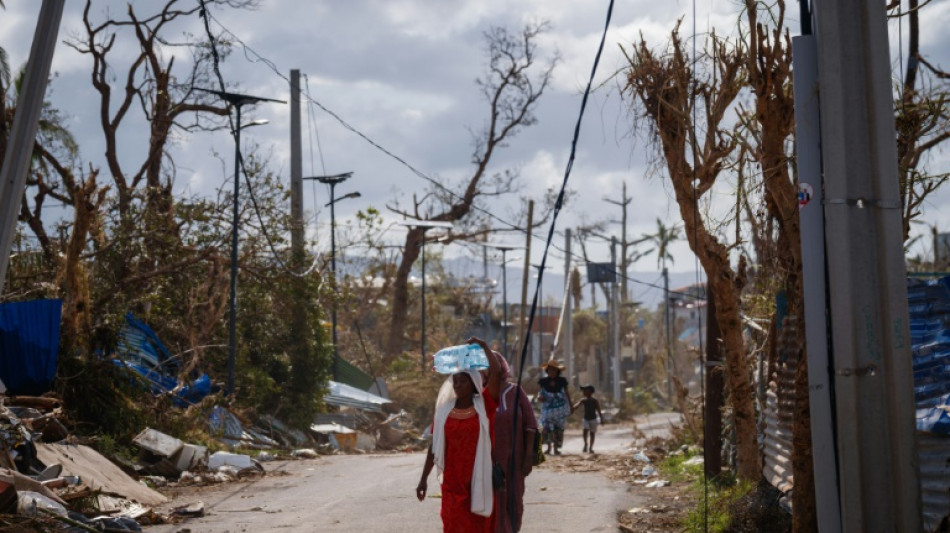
[573, 385, 603, 453]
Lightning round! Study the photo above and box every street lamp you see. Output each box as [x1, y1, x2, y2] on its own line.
[480, 243, 522, 358]
[399, 219, 453, 372]
[303, 172, 357, 380]
[533, 263, 551, 364]
[201, 88, 284, 397]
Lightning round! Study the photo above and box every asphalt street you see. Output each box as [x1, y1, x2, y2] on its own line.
[145, 414, 681, 532]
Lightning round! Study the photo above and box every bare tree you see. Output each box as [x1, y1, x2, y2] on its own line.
[890, 0, 950, 240]
[384, 23, 556, 367]
[624, 26, 762, 481]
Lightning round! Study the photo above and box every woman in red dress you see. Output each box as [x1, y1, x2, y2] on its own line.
[417, 339, 502, 532]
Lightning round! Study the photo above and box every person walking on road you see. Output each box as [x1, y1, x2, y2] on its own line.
[572, 385, 604, 453]
[537, 360, 572, 455]
[417, 338, 503, 532]
[486, 350, 537, 532]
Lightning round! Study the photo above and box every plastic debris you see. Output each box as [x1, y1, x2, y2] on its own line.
[683, 455, 704, 466]
[644, 480, 671, 488]
[641, 465, 656, 476]
[17, 490, 67, 517]
[174, 501, 205, 517]
[632, 452, 651, 463]
[257, 451, 275, 462]
[207, 451, 252, 470]
[291, 448, 319, 459]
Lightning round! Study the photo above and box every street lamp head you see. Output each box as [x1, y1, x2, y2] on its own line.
[240, 119, 269, 130]
[324, 191, 361, 207]
[398, 220, 454, 230]
[308, 172, 354, 185]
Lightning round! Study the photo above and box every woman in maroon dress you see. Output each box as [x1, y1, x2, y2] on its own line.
[417, 339, 502, 532]
[488, 351, 538, 532]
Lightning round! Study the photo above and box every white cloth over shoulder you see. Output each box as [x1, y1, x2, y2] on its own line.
[431, 370, 493, 518]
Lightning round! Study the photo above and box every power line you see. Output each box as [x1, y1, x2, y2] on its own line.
[197, 6, 706, 302]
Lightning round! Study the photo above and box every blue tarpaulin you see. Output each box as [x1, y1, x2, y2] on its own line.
[907, 277, 950, 435]
[0, 299, 62, 395]
[114, 313, 210, 406]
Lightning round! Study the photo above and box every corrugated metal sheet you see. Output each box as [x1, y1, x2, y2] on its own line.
[325, 380, 391, 412]
[762, 317, 798, 496]
[0, 299, 62, 394]
[334, 355, 374, 391]
[919, 433, 950, 530]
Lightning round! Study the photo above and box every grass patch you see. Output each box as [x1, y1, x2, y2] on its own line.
[683, 478, 755, 532]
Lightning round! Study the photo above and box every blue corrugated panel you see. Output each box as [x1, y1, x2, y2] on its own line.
[117, 313, 175, 371]
[909, 277, 950, 435]
[0, 299, 62, 395]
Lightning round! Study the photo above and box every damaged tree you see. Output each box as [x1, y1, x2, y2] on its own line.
[384, 23, 556, 368]
[623, 26, 762, 481]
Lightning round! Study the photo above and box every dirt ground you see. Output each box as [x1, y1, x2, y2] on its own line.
[540, 449, 697, 532]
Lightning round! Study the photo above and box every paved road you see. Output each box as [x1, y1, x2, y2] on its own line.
[146, 453, 628, 532]
[145, 414, 680, 532]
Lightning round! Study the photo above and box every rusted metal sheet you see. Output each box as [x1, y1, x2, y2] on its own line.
[918, 433, 950, 531]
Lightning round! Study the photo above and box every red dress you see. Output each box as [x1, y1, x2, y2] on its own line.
[441, 412, 491, 533]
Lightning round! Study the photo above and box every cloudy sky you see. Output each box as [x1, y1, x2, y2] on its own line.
[3, 0, 950, 299]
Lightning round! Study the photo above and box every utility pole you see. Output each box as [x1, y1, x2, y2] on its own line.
[289, 69, 304, 257]
[793, 24, 842, 531]
[604, 182, 632, 302]
[0, 0, 65, 292]
[611, 236, 621, 401]
[703, 289, 723, 480]
[519, 200, 534, 364]
[815, 0, 921, 529]
[565, 229, 574, 386]
[663, 266, 673, 401]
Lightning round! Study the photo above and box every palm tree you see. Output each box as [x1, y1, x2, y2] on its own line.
[643, 218, 681, 401]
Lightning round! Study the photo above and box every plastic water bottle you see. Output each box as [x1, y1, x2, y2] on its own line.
[433, 344, 490, 374]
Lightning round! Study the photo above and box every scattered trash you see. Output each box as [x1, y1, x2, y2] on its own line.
[291, 448, 319, 459]
[627, 507, 649, 514]
[633, 452, 651, 463]
[641, 465, 656, 476]
[134, 428, 184, 458]
[16, 490, 67, 517]
[683, 455, 704, 466]
[645, 480, 671, 488]
[207, 451, 252, 470]
[173, 443, 208, 472]
[174, 501, 205, 518]
[257, 451, 275, 462]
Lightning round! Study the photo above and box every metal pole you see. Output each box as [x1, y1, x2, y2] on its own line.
[0, 0, 65, 291]
[814, 0, 921, 528]
[565, 229, 574, 385]
[289, 69, 304, 256]
[227, 103, 242, 396]
[421, 229, 427, 373]
[793, 32, 842, 532]
[611, 237, 621, 401]
[663, 266, 673, 401]
[502, 249, 509, 358]
[329, 181, 339, 379]
[520, 201, 534, 362]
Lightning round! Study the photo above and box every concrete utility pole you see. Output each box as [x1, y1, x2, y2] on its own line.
[519, 200, 534, 363]
[289, 69, 304, 257]
[0, 0, 65, 292]
[663, 266, 673, 401]
[611, 237, 621, 401]
[604, 182, 632, 302]
[814, 0, 921, 529]
[565, 229, 574, 386]
[793, 26, 842, 532]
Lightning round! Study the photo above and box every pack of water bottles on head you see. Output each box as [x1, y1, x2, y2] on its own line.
[432, 344, 490, 374]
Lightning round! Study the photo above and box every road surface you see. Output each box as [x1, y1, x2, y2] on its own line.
[146, 413, 681, 532]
